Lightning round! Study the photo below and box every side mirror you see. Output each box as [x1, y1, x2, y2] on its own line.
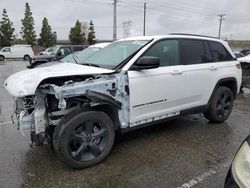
[57, 51, 62, 56]
[133, 56, 160, 70]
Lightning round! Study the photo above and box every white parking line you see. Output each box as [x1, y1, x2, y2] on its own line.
[177, 169, 216, 188]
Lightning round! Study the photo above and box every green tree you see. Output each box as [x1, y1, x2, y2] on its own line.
[87, 20, 96, 45]
[20, 2, 36, 45]
[38, 17, 56, 47]
[69, 20, 86, 44]
[0, 9, 15, 47]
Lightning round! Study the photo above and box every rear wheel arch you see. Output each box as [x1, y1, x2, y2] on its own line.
[209, 77, 238, 102]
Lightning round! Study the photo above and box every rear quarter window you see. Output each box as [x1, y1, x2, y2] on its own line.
[209, 41, 234, 62]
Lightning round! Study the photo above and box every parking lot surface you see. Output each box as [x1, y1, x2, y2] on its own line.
[1, 61, 250, 188]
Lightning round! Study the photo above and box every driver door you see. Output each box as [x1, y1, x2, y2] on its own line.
[127, 39, 185, 126]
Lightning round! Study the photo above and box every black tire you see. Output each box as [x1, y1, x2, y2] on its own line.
[204, 86, 234, 123]
[54, 108, 115, 169]
[0, 55, 5, 61]
[23, 55, 30, 61]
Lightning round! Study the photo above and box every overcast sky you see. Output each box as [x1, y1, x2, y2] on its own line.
[1, 0, 250, 40]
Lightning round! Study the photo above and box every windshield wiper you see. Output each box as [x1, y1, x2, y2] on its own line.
[71, 53, 78, 64]
[81, 63, 100, 67]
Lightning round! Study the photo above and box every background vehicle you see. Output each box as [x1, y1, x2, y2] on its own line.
[237, 55, 250, 88]
[38, 47, 55, 55]
[61, 42, 110, 64]
[5, 34, 242, 169]
[28, 45, 88, 68]
[240, 49, 250, 56]
[234, 52, 245, 58]
[225, 134, 250, 188]
[0, 45, 34, 61]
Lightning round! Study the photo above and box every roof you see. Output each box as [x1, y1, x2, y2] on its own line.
[118, 34, 223, 43]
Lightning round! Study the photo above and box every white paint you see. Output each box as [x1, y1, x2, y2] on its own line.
[4, 63, 114, 97]
[177, 169, 216, 188]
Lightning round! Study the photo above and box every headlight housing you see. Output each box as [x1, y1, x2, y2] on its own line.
[232, 141, 250, 188]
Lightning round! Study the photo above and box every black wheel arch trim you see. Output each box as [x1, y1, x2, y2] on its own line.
[86, 90, 122, 110]
[209, 77, 238, 103]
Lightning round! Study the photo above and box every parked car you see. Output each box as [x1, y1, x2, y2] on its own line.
[61, 43, 110, 64]
[0, 45, 34, 61]
[28, 45, 88, 68]
[38, 47, 55, 56]
[225, 134, 250, 188]
[237, 55, 250, 88]
[234, 52, 245, 58]
[240, 49, 250, 56]
[5, 34, 241, 169]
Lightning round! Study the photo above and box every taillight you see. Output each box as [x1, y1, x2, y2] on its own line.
[236, 63, 241, 69]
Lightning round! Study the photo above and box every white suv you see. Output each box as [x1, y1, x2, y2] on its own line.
[4, 34, 242, 169]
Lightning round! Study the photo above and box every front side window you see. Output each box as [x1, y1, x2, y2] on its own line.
[209, 41, 233, 61]
[180, 39, 206, 65]
[2, 48, 11, 52]
[143, 40, 180, 67]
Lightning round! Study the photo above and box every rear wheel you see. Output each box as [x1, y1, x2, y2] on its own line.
[23, 55, 30, 61]
[204, 86, 234, 123]
[0, 55, 5, 61]
[54, 109, 115, 169]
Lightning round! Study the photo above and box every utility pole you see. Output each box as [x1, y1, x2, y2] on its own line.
[218, 14, 226, 39]
[143, 2, 147, 36]
[113, 0, 117, 41]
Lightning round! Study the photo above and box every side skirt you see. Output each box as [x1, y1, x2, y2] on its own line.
[120, 105, 208, 134]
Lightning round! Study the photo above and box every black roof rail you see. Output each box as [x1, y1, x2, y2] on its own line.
[169, 33, 218, 39]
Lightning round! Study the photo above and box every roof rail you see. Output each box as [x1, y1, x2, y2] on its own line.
[169, 33, 218, 39]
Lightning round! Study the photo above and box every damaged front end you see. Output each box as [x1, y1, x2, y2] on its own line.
[13, 73, 130, 145]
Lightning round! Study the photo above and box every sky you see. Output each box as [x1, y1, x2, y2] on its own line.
[1, 0, 250, 40]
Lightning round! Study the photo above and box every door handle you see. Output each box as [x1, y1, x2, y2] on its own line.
[171, 70, 183, 75]
[209, 66, 217, 71]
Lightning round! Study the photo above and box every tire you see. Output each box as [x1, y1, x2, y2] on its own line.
[0, 55, 5, 61]
[23, 55, 30, 61]
[204, 86, 234, 123]
[54, 108, 115, 169]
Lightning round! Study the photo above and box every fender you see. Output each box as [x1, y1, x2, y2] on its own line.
[86, 90, 122, 109]
[208, 77, 238, 104]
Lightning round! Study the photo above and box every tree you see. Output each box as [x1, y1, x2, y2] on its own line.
[20, 2, 36, 45]
[38, 17, 56, 47]
[87, 20, 96, 45]
[0, 9, 15, 47]
[69, 20, 86, 44]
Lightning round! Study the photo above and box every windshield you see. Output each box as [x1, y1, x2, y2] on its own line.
[50, 47, 58, 55]
[83, 40, 149, 69]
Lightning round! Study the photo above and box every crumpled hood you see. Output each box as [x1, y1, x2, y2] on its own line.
[4, 63, 114, 97]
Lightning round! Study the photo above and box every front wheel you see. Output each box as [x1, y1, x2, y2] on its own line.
[55, 109, 115, 169]
[204, 86, 234, 123]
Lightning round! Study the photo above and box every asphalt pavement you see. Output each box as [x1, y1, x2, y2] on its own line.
[0, 60, 250, 188]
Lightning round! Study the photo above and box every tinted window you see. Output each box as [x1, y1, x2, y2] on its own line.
[204, 41, 213, 62]
[73, 47, 84, 52]
[180, 39, 206, 65]
[209, 41, 233, 61]
[143, 40, 179, 67]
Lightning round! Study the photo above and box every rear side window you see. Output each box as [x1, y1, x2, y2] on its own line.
[180, 39, 206, 65]
[209, 41, 233, 62]
[73, 47, 84, 52]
